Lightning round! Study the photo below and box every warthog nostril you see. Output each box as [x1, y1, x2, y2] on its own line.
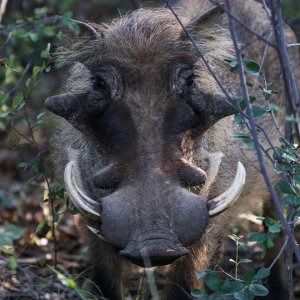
[93, 163, 121, 189]
[179, 163, 207, 187]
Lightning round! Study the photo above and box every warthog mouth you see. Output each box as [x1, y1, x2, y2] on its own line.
[63, 161, 246, 265]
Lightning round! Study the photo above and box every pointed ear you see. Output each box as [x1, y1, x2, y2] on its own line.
[181, 4, 224, 40]
[57, 18, 105, 66]
[181, 4, 233, 63]
[70, 19, 104, 39]
[188, 4, 224, 29]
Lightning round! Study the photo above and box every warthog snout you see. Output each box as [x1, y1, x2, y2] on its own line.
[64, 160, 245, 266]
[119, 228, 190, 266]
[100, 186, 209, 266]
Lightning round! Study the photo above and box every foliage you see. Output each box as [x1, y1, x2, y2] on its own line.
[0, 223, 25, 255]
[0, 0, 300, 299]
[192, 235, 270, 300]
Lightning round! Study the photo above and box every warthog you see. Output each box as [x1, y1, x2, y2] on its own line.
[45, 0, 299, 299]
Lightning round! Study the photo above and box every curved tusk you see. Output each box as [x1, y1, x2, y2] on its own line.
[87, 225, 107, 241]
[208, 162, 246, 216]
[64, 161, 101, 220]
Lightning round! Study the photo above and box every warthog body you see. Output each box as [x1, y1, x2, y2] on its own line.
[46, 0, 300, 299]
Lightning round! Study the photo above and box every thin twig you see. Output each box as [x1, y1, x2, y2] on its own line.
[8, 61, 32, 97]
[268, 237, 288, 270]
[270, 0, 300, 143]
[251, 29, 273, 95]
[287, 43, 300, 48]
[209, 0, 277, 48]
[261, 0, 272, 22]
[0, 15, 62, 36]
[217, 265, 244, 282]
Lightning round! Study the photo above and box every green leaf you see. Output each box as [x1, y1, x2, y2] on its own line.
[25, 78, 32, 88]
[220, 278, 244, 293]
[11, 28, 26, 38]
[0, 91, 9, 105]
[251, 105, 266, 118]
[274, 162, 292, 174]
[281, 195, 300, 206]
[268, 222, 281, 233]
[41, 43, 51, 59]
[61, 12, 80, 34]
[29, 32, 39, 42]
[0, 223, 25, 250]
[18, 162, 30, 171]
[243, 269, 255, 284]
[49, 265, 78, 288]
[0, 111, 9, 118]
[9, 256, 18, 271]
[195, 270, 210, 279]
[0, 191, 12, 208]
[249, 283, 269, 296]
[229, 258, 236, 264]
[265, 236, 274, 248]
[227, 59, 238, 72]
[254, 268, 270, 280]
[234, 113, 244, 124]
[295, 174, 300, 184]
[4, 223, 25, 240]
[191, 289, 207, 298]
[232, 132, 256, 149]
[43, 25, 56, 37]
[228, 234, 239, 242]
[33, 66, 42, 80]
[239, 258, 252, 264]
[277, 179, 296, 195]
[234, 288, 255, 300]
[205, 273, 222, 292]
[249, 95, 256, 102]
[232, 132, 250, 139]
[244, 59, 260, 76]
[281, 152, 298, 163]
[7, 131, 20, 148]
[12, 93, 24, 109]
[248, 232, 266, 242]
[262, 88, 276, 95]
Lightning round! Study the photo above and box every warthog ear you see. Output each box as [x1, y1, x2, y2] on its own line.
[181, 4, 233, 62]
[69, 19, 104, 39]
[58, 19, 105, 66]
[188, 4, 224, 28]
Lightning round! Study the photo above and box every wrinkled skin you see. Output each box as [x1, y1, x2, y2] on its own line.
[46, 0, 300, 299]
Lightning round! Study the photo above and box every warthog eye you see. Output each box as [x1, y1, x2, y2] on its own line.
[91, 75, 107, 91]
[171, 64, 198, 96]
[185, 74, 198, 87]
[90, 66, 123, 100]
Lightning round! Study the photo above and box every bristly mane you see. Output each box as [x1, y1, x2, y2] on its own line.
[57, 7, 233, 71]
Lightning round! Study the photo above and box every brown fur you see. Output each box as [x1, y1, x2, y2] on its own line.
[49, 1, 300, 299]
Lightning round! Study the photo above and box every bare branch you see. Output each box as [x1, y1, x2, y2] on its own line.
[209, 0, 277, 48]
[0, 15, 62, 36]
[8, 61, 32, 97]
[270, 0, 300, 140]
[225, 0, 300, 265]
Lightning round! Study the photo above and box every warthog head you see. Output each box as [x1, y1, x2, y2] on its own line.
[46, 6, 245, 267]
